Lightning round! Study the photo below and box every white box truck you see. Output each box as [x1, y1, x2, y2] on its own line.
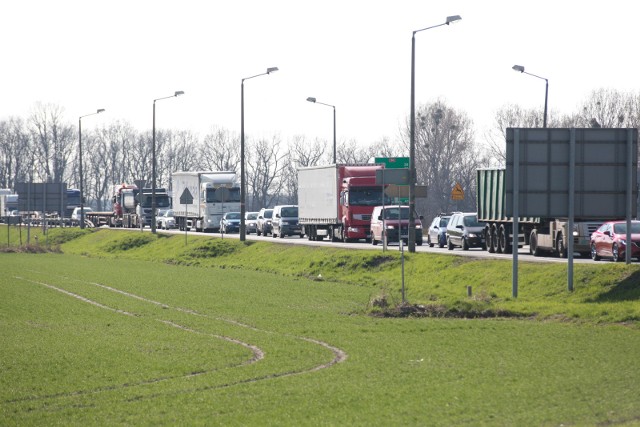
[172, 171, 240, 232]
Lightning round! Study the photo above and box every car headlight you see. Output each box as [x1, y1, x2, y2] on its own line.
[415, 225, 422, 229]
[468, 233, 477, 238]
[386, 225, 396, 229]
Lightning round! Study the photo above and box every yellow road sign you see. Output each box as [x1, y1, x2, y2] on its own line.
[451, 182, 464, 200]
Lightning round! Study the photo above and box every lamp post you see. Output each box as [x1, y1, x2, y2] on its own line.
[409, 15, 461, 253]
[240, 67, 278, 242]
[512, 65, 548, 128]
[306, 97, 336, 164]
[152, 91, 184, 234]
[78, 108, 105, 229]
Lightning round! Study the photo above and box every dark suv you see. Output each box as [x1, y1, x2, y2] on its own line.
[446, 212, 486, 250]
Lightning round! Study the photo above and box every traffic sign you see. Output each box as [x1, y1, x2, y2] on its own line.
[375, 157, 410, 169]
[179, 188, 194, 205]
[451, 182, 464, 200]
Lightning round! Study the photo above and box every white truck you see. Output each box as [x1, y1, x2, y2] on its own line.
[171, 171, 240, 232]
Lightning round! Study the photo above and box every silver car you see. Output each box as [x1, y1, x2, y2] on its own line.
[245, 211, 259, 234]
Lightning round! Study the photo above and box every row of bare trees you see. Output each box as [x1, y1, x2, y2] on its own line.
[1, 88, 638, 222]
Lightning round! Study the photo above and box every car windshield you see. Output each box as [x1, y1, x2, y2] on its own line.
[439, 217, 450, 227]
[463, 215, 485, 227]
[613, 223, 640, 234]
[226, 212, 241, 220]
[247, 213, 258, 220]
[280, 207, 298, 217]
[165, 210, 173, 216]
[264, 210, 273, 218]
[349, 187, 392, 206]
[383, 207, 410, 220]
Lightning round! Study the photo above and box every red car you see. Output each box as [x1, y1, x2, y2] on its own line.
[590, 220, 640, 261]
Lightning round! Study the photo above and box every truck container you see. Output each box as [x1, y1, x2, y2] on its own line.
[171, 171, 240, 232]
[476, 168, 603, 257]
[298, 164, 391, 242]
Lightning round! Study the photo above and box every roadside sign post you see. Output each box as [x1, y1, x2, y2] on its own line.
[179, 188, 194, 245]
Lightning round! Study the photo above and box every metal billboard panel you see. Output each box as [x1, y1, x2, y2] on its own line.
[506, 128, 637, 218]
[15, 182, 67, 212]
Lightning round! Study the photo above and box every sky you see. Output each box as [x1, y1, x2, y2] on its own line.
[2, 0, 639, 147]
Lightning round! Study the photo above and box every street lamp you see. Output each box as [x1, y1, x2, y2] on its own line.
[240, 66, 278, 242]
[512, 65, 549, 128]
[78, 108, 105, 229]
[409, 14, 461, 253]
[152, 91, 184, 234]
[306, 97, 337, 164]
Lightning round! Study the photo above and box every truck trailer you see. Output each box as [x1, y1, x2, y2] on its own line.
[298, 164, 391, 242]
[171, 171, 240, 232]
[476, 168, 603, 257]
[84, 184, 170, 228]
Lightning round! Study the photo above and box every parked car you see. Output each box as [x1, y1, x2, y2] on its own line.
[256, 208, 273, 236]
[590, 220, 640, 261]
[71, 207, 93, 224]
[245, 211, 259, 235]
[370, 205, 423, 246]
[220, 212, 242, 233]
[271, 205, 303, 238]
[446, 212, 486, 250]
[157, 209, 176, 230]
[427, 213, 451, 248]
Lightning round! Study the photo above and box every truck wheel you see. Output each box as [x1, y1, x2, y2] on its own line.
[500, 225, 512, 254]
[530, 232, 542, 257]
[280, 231, 285, 238]
[556, 234, 567, 258]
[486, 227, 496, 253]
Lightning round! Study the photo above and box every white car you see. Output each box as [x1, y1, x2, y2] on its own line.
[157, 209, 176, 230]
[71, 207, 93, 222]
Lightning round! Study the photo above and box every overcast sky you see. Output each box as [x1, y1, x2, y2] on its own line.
[2, 0, 638, 146]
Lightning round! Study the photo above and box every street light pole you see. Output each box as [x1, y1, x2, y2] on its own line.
[240, 67, 278, 242]
[152, 91, 184, 234]
[78, 108, 105, 229]
[512, 65, 549, 128]
[409, 15, 461, 253]
[306, 97, 337, 164]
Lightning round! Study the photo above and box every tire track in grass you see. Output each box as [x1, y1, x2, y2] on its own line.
[8, 271, 347, 405]
[7, 275, 264, 404]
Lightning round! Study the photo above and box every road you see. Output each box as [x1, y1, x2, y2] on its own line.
[160, 228, 597, 264]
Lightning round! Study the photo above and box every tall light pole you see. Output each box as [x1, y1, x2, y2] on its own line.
[306, 97, 336, 164]
[240, 66, 278, 242]
[152, 91, 184, 234]
[78, 108, 105, 229]
[409, 15, 461, 253]
[512, 65, 548, 128]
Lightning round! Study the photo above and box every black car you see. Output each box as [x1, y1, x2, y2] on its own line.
[446, 212, 486, 250]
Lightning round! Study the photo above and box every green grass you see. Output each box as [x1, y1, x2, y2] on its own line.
[2, 226, 640, 425]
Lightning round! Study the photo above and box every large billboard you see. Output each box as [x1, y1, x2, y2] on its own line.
[16, 182, 68, 212]
[505, 128, 637, 219]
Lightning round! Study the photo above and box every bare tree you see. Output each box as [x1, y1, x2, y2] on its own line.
[246, 135, 288, 210]
[28, 103, 75, 183]
[336, 139, 376, 164]
[280, 135, 329, 204]
[405, 100, 486, 221]
[0, 117, 31, 189]
[200, 127, 239, 172]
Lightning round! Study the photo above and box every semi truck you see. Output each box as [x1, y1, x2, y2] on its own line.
[476, 168, 604, 257]
[171, 171, 240, 232]
[298, 164, 391, 242]
[84, 184, 170, 228]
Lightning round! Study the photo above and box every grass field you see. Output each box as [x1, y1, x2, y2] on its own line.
[1, 226, 640, 425]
